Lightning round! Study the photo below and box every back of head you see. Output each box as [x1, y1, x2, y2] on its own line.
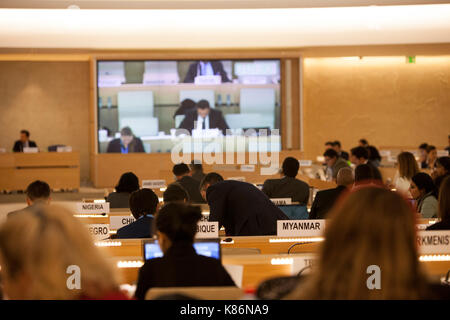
[196, 99, 210, 110]
[129, 188, 159, 219]
[351, 146, 369, 160]
[173, 163, 190, 177]
[411, 172, 435, 194]
[354, 164, 374, 182]
[0, 204, 118, 299]
[200, 172, 224, 192]
[397, 152, 420, 179]
[163, 183, 189, 203]
[324, 141, 334, 149]
[156, 202, 202, 244]
[333, 140, 342, 148]
[282, 157, 300, 178]
[436, 156, 450, 174]
[290, 187, 423, 299]
[419, 143, 428, 150]
[26, 180, 50, 202]
[336, 167, 354, 186]
[438, 176, 450, 221]
[323, 148, 338, 159]
[115, 172, 140, 193]
[367, 146, 381, 161]
[359, 138, 368, 147]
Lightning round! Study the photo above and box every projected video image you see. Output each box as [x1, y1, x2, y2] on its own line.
[97, 59, 281, 154]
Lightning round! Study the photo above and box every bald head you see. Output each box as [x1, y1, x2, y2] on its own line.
[336, 167, 354, 186]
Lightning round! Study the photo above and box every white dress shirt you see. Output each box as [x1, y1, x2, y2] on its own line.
[196, 115, 210, 130]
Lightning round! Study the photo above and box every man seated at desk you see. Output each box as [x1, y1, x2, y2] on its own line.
[183, 60, 231, 83]
[178, 100, 229, 135]
[13, 130, 37, 152]
[106, 127, 145, 153]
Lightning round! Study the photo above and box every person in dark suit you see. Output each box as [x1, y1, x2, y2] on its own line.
[309, 167, 354, 219]
[13, 130, 37, 152]
[135, 203, 235, 300]
[116, 188, 159, 239]
[178, 100, 229, 135]
[262, 157, 310, 205]
[183, 60, 231, 83]
[172, 163, 205, 203]
[106, 127, 145, 153]
[333, 140, 349, 161]
[350, 146, 382, 181]
[7, 180, 51, 218]
[200, 173, 289, 236]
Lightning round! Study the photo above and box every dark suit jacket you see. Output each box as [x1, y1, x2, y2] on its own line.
[309, 185, 348, 220]
[178, 175, 205, 203]
[206, 180, 289, 236]
[179, 108, 229, 135]
[106, 137, 145, 153]
[262, 176, 310, 205]
[340, 151, 349, 161]
[13, 140, 37, 152]
[183, 61, 231, 83]
[135, 242, 235, 300]
[368, 162, 383, 181]
[116, 215, 154, 239]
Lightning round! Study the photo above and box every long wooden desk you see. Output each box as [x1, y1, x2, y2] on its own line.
[0, 152, 80, 191]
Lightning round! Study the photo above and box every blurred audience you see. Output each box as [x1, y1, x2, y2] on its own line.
[432, 156, 450, 193]
[287, 187, 449, 299]
[115, 189, 159, 239]
[200, 173, 288, 236]
[350, 146, 382, 181]
[262, 157, 310, 205]
[309, 167, 354, 219]
[0, 204, 127, 299]
[323, 149, 349, 181]
[163, 183, 189, 203]
[135, 203, 235, 300]
[410, 172, 438, 218]
[418, 143, 429, 169]
[332, 141, 349, 161]
[107, 172, 140, 208]
[367, 145, 382, 168]
[427, 176, 450, 230]
[172, 163, 204, 203]
[393, 152, 419, 196]
[425, 145, 437, 169]
[190, 159, 206, 183]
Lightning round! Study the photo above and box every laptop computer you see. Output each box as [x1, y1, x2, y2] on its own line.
[142, 238, 221, 261]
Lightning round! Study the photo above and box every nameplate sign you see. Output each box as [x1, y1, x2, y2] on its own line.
[277, 219, 325, 237]
[271, 198, 292, 205]
[380, 150, 391, 157]
[291, 254, 317, 275]
[109, 215, 136, 230]
[298, 160, 312, 167]
[76, 202, 110, 214]
[142, 180, 166, 189]
[194, 75, 221, 85]
[87, 224, 110, 241]
[417, 231, 450, 254]
[57, 146, 72, 152]
[240, 165, 255, 172]
[437, 150, 449, 157]
[227, 177, 246, 182]
[196, 222, 219, 239]
[23, 147, 38, 153]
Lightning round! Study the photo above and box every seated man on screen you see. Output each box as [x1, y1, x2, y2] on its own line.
[183, 60, 231, 83]
[178, 100, 229, 135]
[13, 130, 37, 152]
[106, 127, 145, 153]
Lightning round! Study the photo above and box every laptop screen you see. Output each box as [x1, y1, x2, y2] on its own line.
[143, 239, 221, 261]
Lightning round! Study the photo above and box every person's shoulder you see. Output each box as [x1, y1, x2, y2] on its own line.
[293, 178, 309, 187]
[210, 108, 223, 116]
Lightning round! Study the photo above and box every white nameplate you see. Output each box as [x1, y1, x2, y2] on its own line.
[142, 180, 166, 189]
[298, 160, 312, 167]
[277, 219, 325, 237]
[23, 147, 38, 153]
[76, 202, 110, 214]
[194, 75, 221, 85]
[437, 150, 449, 157]
[380, 150, 391, 157]
[87, 224, 110, 241]
[110, 215, 136, 230]
[291, 254, 317, 275]
[417, 231, 450, 254]
[240, 165, 255, 172]
[271, 198, 292, 205]
[57, 146, 72, 152]
[227, 177, 246, 182]
[196, 221, 219, 239]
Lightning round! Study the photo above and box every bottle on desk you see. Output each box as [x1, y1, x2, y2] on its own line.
[107, 96, 112, 109]
[226, 94, 231, 107]
[217, 94, 222, 107]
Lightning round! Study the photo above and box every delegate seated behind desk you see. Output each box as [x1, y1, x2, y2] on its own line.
[13, 130, 37, 152]
[106, 126, 145, 153]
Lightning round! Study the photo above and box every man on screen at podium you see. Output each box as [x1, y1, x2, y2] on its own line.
[178, 100, 229, 135]
[106, 127, 145, 153]
[13, 130, 37, 152]
[183, 60, 231, 83]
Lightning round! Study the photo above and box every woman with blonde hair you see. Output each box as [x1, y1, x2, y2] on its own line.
[287, 187, 436, 300]
[0, 204, 127, 300]
[393, 151, 419, 196]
